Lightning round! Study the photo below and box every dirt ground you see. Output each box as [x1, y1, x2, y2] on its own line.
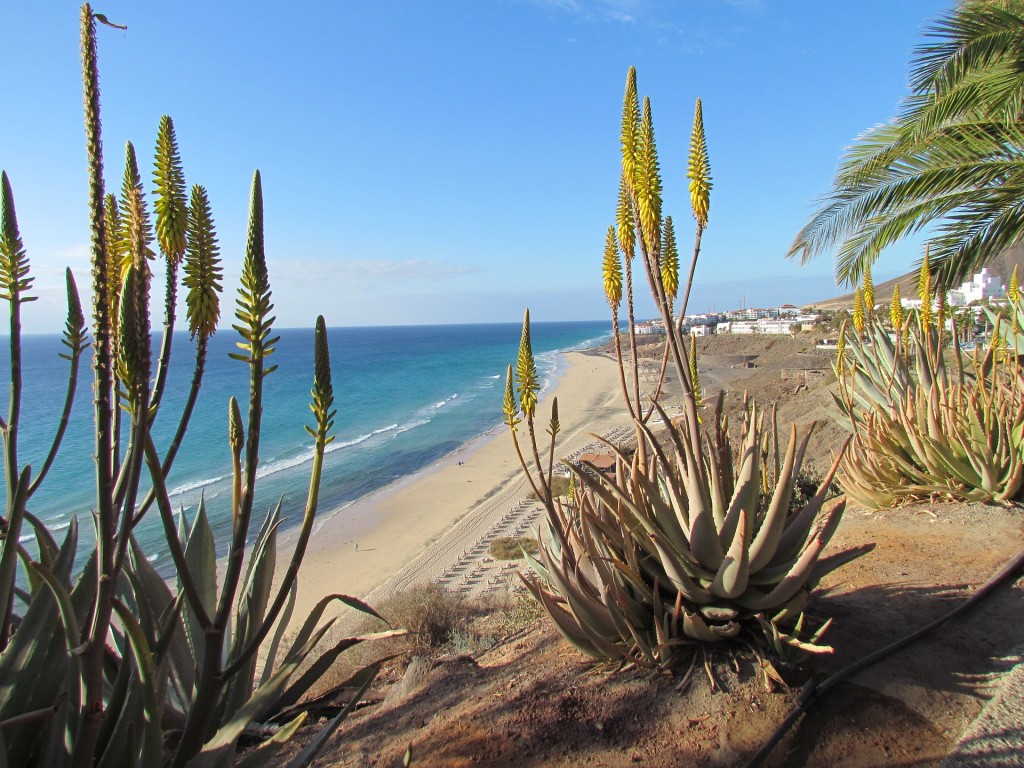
[275, 334, 1024, 768]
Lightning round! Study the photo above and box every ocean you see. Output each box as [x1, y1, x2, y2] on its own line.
[0, 321, 610, 573]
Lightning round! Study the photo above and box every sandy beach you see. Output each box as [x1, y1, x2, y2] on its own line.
[286, 348, 632, 624]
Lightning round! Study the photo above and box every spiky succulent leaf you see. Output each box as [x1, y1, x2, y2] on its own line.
[687, 98, 711, 229]
[229, 171, 278, 369]
[153, 115, 188, 265]
[184, 184, 222, 340]
[634, 97, 663, 254]
[661, 215, 679, 302]
[305, 316, 336, 447]
[602, 226, 622, 309]
[516, 309, 538, 419]
[0, 171, 34, 304]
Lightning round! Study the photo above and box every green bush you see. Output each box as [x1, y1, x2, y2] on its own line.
[488, 536, 540, 560]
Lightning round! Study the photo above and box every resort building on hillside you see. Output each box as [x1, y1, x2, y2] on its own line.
[729, 307, 779, 321]
[900, 268, 1008, 311]
[718, 318, 798, 335]
[947, 268, 1006, 306]
[635, 319, 666, 335]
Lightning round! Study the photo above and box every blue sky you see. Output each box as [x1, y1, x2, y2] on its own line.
[1, 0, 953, 333]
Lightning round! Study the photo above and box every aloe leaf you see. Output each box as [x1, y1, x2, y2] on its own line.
[281, 664, 380, 768]
[184, 622, 334, 768]
[26, 561, 82, 655]
[647, 530, 713, 603]
[21, 511, 59, 570]
[709, 507, 749, 600]
[259, 580, 296, 688]
[271, 629, 405, 719]
[772, 444, 846, 566]
[524, 581, 599, 657]
[740, 501, 846, 611]
[280, 593, 386, 671]
[180, 499, 216, 668]
[234, 712, 308, 768]
[682, 611, 726, 643]
[748, 425, 799, 571]
[109, 598, 163, 767]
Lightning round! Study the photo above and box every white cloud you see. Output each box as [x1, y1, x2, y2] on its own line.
[272, 258, 479, 286]
[524, 0, 643, 23]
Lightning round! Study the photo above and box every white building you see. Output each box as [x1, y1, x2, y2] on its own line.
[635, 320, 666, 335]
[947, 267, 1006, 306]
[718, 318, 797, 335]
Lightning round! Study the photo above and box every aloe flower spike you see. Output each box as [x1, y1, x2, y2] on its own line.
[502, 364, 520, 431]
[602, 226, 622, 310]
[891, 284, 903, 331]
[516, 309, 539, 420]
[687, 98, 712, 230]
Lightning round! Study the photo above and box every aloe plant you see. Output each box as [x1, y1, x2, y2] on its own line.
[506, 68, 859, 674]
[0, 6, 392, 766]
[833, 307, 1024, 508]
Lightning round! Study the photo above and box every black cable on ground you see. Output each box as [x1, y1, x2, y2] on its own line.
[743, 545, 1024, 768]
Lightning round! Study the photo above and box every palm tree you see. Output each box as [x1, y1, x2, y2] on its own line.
[789, 0, 1024, 290]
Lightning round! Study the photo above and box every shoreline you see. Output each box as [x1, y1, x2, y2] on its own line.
[286, 347, 628, 623]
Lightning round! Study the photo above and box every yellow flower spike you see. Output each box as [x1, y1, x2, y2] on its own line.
[918, 249, 933, 328]
[620, 67, 640, 194]
[547, 397, 560, 440]
[661, 216, 679, 304]
[687, 98, 712, 230]
[184, 185, 222, 341]
[836, 320, 848, 379]
[936, 290, 948, 332]
[502, 364, 520, 431]
[634, 97, 663, 254]
[1010, 265, 1020, 335]
[688, 336, 703, 407]
[852, 287, 865, 335]
[516, 309, 539, 420]
[863, 262, 874, 321]
[890, 284, 903, 331]
[616, 172, 635, 262]
[602, 226, 623, 310]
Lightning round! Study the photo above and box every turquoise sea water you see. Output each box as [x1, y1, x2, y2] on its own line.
[0, 321, 610, 573]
